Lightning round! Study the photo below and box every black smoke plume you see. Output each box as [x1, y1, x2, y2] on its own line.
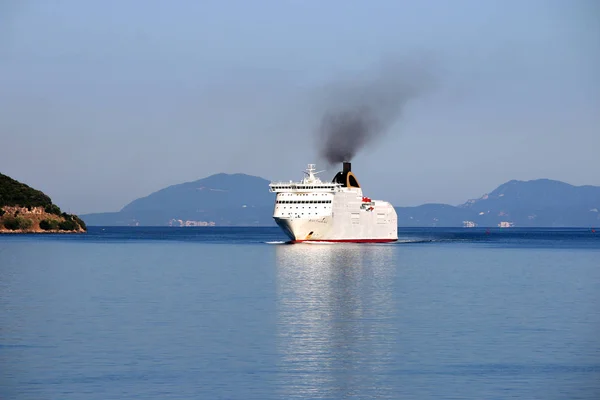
[316, 56, 434, 165]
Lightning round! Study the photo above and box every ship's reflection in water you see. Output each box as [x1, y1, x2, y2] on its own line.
[275, 243, 396, 398]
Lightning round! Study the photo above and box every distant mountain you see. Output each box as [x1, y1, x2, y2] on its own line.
[397, 179, 600, 227]
[82, 173, 276, 227]
[81, 175, 600, 228]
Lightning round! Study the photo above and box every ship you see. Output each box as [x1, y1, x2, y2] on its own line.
[269, 162, 398, 243]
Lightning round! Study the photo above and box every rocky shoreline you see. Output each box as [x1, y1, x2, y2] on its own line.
[0, 206, 86, 234]
[0, 229, 85, 234]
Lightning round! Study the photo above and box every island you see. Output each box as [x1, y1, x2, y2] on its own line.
[0, 173, 86, 233]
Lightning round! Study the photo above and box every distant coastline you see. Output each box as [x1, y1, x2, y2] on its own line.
[80, 173, 600, 228]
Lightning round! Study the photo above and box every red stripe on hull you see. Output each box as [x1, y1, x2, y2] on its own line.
[291, 238, 397, 244]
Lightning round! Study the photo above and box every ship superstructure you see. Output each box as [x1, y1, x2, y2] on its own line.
[269, 162, 398, 243]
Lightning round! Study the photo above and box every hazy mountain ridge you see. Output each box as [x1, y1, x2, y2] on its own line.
[82, 173, 275, 227]
[81, 175, 600, 227]
[398, 179, 600, 227]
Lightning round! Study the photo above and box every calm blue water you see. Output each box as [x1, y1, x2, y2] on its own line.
[1, 227, 599, 399]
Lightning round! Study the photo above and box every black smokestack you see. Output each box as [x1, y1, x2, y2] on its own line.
[343, 161, 351, 174]
[316, 56, 434, 165]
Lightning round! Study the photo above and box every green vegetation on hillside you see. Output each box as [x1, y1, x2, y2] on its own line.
[2, 215, 33, 230]
[39, 219, 59, 231]
[0, 172, 86, 232]
[72, 214, 87, 230]
[0, 173, 52, 208]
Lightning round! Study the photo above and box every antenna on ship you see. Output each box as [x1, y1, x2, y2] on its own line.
[302, 163, 324, 183]
[303, 164, 323, 176]
[305, 164, 325, 175]
[303, 164, 316, 181]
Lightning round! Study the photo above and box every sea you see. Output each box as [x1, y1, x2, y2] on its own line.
[1, 227, 599, 399]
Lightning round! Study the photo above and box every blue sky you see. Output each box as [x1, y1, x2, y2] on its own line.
[1, 0, 598, 213]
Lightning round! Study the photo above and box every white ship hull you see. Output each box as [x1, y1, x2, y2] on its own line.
[274, 213, 397, 243]
[269, 162, 398, 243]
